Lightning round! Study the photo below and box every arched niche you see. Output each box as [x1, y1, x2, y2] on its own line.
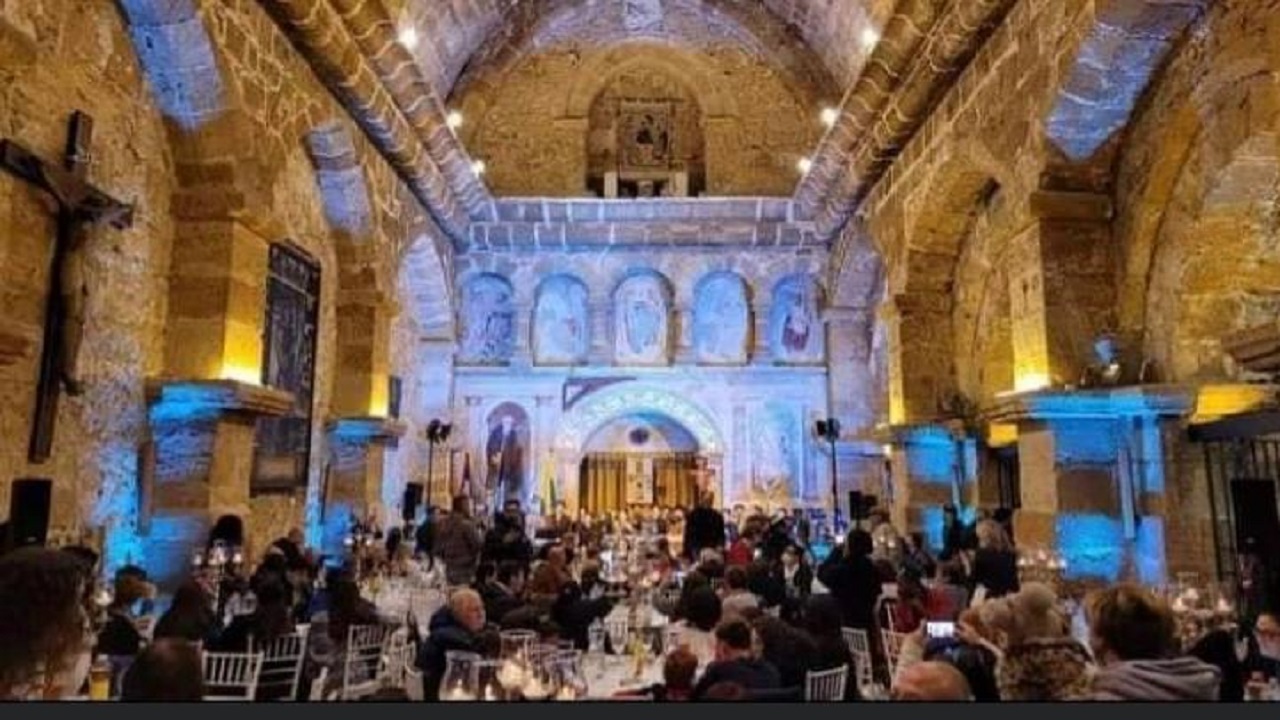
[585, 63, 706, 198]
[613, 271, 673, 366]
[534, 275, 590, 366]
[693, 271, 751, 364]
[583, 412, 700, 455]
[459, 273, 516, 365]
[769, 274, 825, 364]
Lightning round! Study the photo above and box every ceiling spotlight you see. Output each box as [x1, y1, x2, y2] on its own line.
[446, 110, 464, 130]
[820, 107, 839, 128]
[797, 157, 813, 174]
[471, 159, 487, 176]
[398, 26, 420, 50]
[860, 27, 880, 50]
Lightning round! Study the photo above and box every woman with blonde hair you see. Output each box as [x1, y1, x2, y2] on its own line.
[979, 582, 1090, 700]
[970, 520, 1018, 599]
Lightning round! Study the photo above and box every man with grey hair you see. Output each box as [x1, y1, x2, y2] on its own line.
[892, 661, 974, 701]
[416, 588, 490, 700]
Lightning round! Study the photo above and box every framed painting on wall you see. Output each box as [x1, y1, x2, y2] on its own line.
[619, 101, 673, 171]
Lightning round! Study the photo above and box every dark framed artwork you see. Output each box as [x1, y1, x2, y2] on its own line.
[388, 375, 403, 419]
[252, 243, 321, 494]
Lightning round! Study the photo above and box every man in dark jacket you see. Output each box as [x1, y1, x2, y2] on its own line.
[691, 620, 781, 699]
[416, 589, 494, 700]
[684, 492, 726, 561]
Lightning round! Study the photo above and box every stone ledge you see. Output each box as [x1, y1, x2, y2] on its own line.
[981, 385, 1196, 423]
[146, 378, 295, 418]
[326, 416, 408, 443]
[1223, 322, 1280, 374]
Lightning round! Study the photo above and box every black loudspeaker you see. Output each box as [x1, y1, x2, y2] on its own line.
[9, 478, 52, 548]
[403, 482, 424, 522]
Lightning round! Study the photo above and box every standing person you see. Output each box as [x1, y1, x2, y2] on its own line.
[435, 495, 484, 586]
[817, 529, 881, 631]
[684, 491, 727, 562]
[415, 506, 439, 567]
[970, 519, 1019, 600]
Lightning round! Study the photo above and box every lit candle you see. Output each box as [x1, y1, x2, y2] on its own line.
[522, 676, 548, 700]
[1172, 597, 1187, 613]
[191, 552, 204, 568]
[443, 686, 475, 702]
[231, 551, 244, 565]
[555, 685, 577, 701]
[483, 683, 499, 701]
[498, 660, 526, 690]
[1216, 597, 1232, 614]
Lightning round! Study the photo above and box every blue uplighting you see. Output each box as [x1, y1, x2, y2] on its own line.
[1056, 514, 1123, 581]
[902, 427, 957, 486]
[1134, 516, 1166, 586]
[122, 13, 226, 131]
[96, 441, 142, 578]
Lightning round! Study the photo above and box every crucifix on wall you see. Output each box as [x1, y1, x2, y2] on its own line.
[0, 111, 135, 463]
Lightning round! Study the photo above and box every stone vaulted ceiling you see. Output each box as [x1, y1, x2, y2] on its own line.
[266, 0, 1010, 250]
[389, 0, 897, 101]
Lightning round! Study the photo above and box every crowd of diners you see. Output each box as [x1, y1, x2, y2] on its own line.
[1, 490, 1278, 702]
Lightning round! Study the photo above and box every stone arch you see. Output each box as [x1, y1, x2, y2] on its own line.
[305, 122, 374, 241]
[563, 43, 738, 120]
[556, 383, 724, 456]
[1144, 71, 1280, 381]
[533, 274, 591, 366]
[1044, 0, 1206, 162]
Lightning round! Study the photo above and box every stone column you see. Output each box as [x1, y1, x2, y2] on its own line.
[323, 417, 406, 555]
[883, 294, 954, 425]
[588, 300, 612, 365]
[986, 387, 1192, 586]
[674, 304, 696, 365]
[512, 302, 533, 369]
[825, 306, 876, 430]
[1007, 191, 1114, 390]
[333, 290, 394, 417]
[146, 380, 293, 592]
[751, 302, 773, 365]
[145, 210, 288, 592]
[883, 425, 963, 545]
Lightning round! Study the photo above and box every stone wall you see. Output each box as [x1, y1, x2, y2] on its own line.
[1114, 0, 1280, 383]
[0, 0, 175, 562]
[0, 0, 453, 574]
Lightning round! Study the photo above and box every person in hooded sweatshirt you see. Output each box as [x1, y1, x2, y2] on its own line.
[1084, 582, 1221, 701]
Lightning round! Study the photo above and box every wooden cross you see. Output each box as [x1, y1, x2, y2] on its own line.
[0, 111, 135, 463]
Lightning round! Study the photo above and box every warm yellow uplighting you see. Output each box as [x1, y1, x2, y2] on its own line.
[860, 27, 881, 50]
[398, 26, 420, 50]
[987, 423, 1018, 448]
[1192, 384, 1274, 423]
[820, 107, 839, 128]
[220, 362, 261, 386]
[446, 110, 464, 130]
[1013, 372, 1052, 394]
[797, 157, 813, 174]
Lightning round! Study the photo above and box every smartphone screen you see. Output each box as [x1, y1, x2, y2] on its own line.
[926, 621, 955, 639]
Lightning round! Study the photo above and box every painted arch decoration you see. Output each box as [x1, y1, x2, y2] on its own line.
[556, 384, 723, 455]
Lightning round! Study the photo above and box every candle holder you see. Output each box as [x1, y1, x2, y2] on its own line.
[1016, 546, 1067, 591]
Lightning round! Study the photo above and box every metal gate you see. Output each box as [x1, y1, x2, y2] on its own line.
[1199, 438, 1280, 583]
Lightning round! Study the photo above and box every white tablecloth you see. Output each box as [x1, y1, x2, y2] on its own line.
[584, 655, 665, 699]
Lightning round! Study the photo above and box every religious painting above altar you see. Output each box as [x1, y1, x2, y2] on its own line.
[614, 273, 670, 365]
[694, 272, 750, 364]
[534, 275, 590, 365]
[619, 101, 672, 171]
[460, 274, 516, 364]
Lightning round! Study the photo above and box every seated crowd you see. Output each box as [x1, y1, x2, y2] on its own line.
[0, 494, 1277, 702]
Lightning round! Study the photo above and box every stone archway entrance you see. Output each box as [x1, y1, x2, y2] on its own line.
[554, 384, 725, 512]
